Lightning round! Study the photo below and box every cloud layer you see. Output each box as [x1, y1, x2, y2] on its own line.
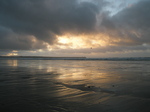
[101, 0, 150, 46]
[0, 0, 150, 57]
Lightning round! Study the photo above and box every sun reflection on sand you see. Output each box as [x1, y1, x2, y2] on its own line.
[56, 69, 118, 87]
[30, 60, 121, 87]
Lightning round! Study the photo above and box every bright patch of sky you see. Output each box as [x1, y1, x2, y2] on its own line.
[105, 0, 140, 16]
[110, 0, 140, 16]
[79, 0, 140, 16]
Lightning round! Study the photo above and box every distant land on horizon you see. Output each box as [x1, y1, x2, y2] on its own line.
[0, 56, 86, 58]
[0, 56, 150, 61]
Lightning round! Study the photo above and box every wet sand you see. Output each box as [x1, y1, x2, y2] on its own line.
[0, 60, 150, 112]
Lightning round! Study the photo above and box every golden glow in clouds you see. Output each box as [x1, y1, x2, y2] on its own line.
[56, 33, 108, 49]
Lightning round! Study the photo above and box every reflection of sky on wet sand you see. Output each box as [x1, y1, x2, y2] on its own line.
[1, 60, 150, 112]
[7, 60, 18, 67]
[4, 60, 150, 90]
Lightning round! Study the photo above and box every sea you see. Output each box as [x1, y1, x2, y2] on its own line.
[0, 58, 150, 112]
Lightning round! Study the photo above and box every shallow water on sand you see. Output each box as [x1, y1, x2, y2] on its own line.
[0, 60, 150, 112]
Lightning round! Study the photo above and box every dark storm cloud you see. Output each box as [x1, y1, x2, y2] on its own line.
[0, 0, 101, 50]
[0, 26, 47, 50]
[101, 0, 150, 46]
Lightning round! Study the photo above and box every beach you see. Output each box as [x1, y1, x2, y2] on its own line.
[0, 59, 150, 112]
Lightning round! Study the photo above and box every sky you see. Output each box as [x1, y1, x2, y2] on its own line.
[0, 0, 150, 57]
